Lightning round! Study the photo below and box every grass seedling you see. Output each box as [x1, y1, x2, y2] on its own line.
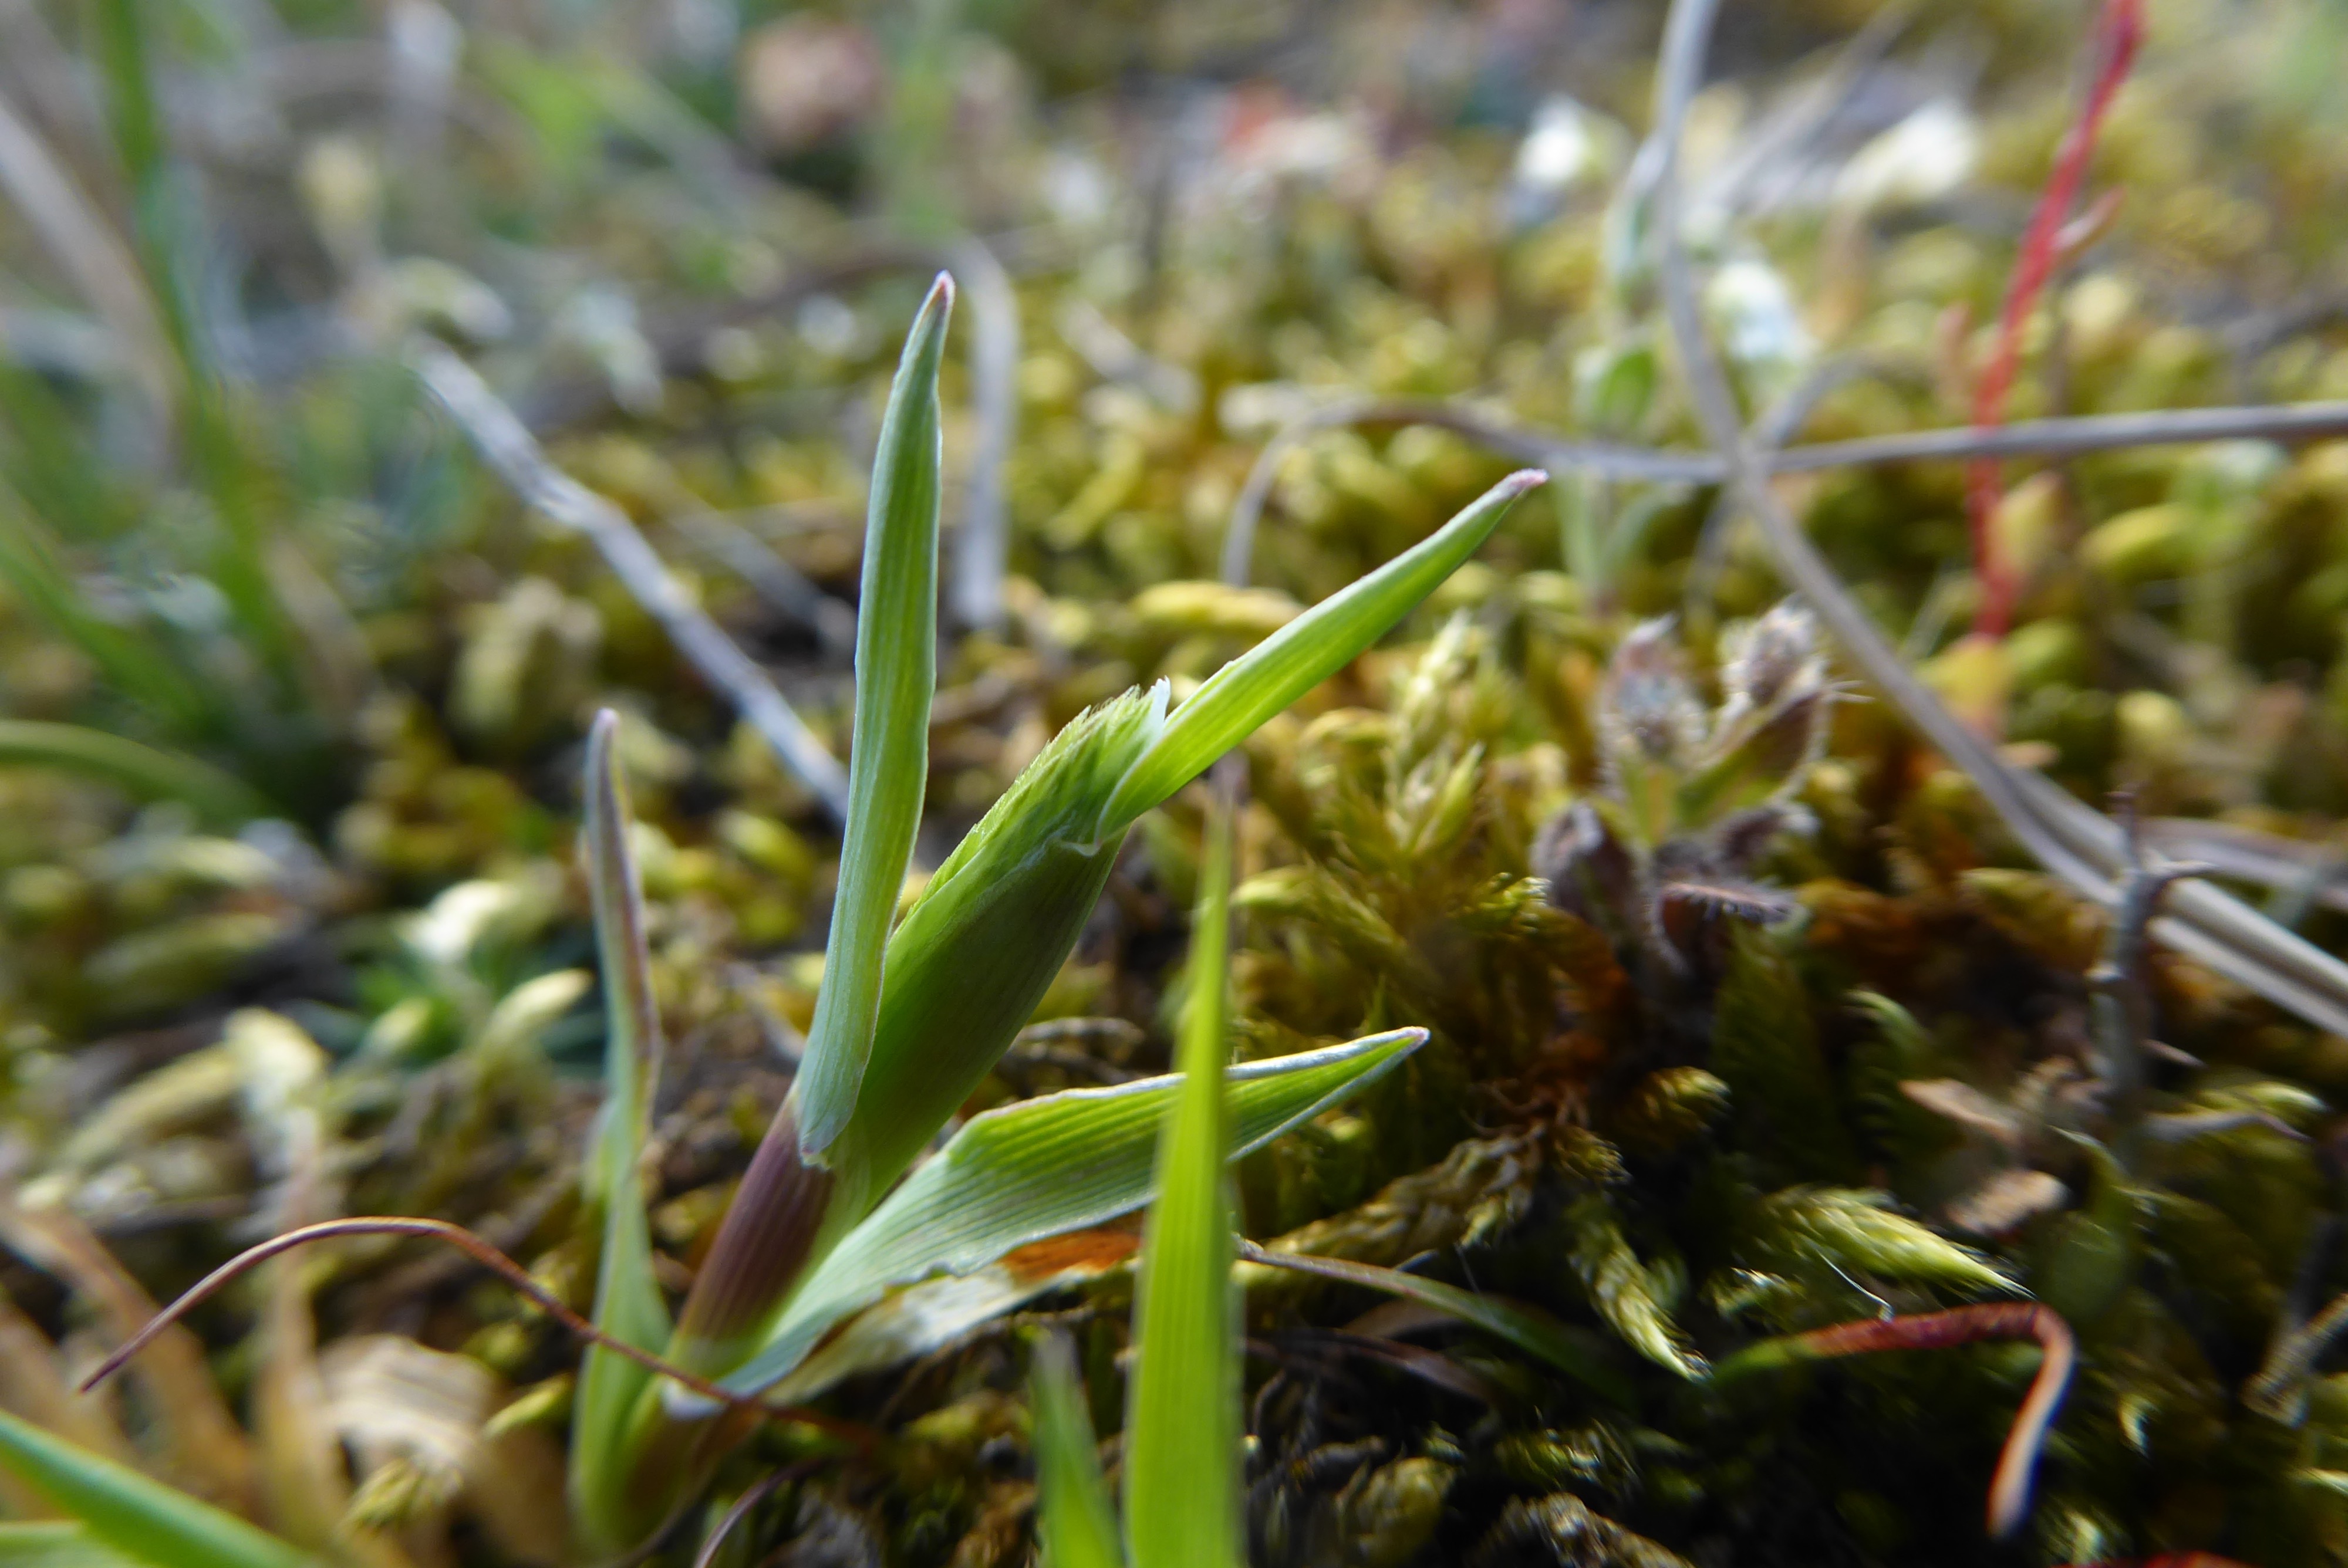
[565, 282, 1534, 1545]
[26, 273, 1533, 1563]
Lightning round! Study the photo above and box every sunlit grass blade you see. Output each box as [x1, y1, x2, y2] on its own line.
[820, 685, 1169, 1211]
[795, 273, 953, 1158]
[0, 721, 266, 825]
[0, 1520, 150, 1566]
[712, 1028, 1424, 1401]
[621, 465, 1522, 1537]
[1234, 1242, 1639, 1409]
[649, 282, 953, 1405]
[1099, 470, 1546, 833]
[570, 711, 674, 1549]
[1031, 1334, 1122, 1568]
[1124, 799, 1240, 1568]
[0, 1412, 319, 1568]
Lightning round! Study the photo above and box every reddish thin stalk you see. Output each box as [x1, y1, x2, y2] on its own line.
[1792, 1302, 2076, 1539]
[670, 1096, 837, 1361]
[1965, 0, 2144, 638]
[689, 1464, 811, 1568]
[73, 1216, 872, 1449]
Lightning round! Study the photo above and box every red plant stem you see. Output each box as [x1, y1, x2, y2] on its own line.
[689, 1464, 812, 1568]
[73, 1215, 873, 1449]
[1966, 0, 2145, 638]
[670, 1096, 837, 1362]
[1793, 1302, 2076, 1539]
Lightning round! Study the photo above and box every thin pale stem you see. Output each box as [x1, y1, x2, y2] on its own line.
[413, 342, 852, 820]
[688, 1465, 809, 1568]
[73, 1215, 871, 1448]
[1220, 396, 2348, 589]
[1639, 0, 2348, 1045]
[513, 232, 1019, 635]
[0, 80, 171, 414]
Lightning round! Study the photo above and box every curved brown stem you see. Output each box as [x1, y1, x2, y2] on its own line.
[689, 1463, 812, 1568]
[73, 1216, 873, 1449]
[1790, 1303, 2076, 1539]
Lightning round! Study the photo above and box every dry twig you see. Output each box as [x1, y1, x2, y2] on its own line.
[1221, 394, 2348, 589]
[414, 340, 851, 820]
[1646, 0, 2348, 1042]
[517, 234, 1020, 633]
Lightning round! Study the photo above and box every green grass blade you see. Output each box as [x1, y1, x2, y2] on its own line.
[1233, 1242, 1638, 1409]
[1099, 470, 1545, 833]
[1124, 800, 1240, 1568]
[822, 685, 1169, 1208]
[1031, 1334, 1123, 1568]
[0, 1411, 319, 1568]
[0, 364, 136, 547]
[0, 507, 218, 742]
[580, 714, 669, 1241]
[0, 1521, 150, 1567]
[0, 721, 266, 825]
[569, 711, 674, 1549]
[795, 274, 953, 1160]
[89, 0, 311, 718]
[711, 1026, 1423, 1401]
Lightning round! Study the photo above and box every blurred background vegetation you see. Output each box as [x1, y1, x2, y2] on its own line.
[9, 0, 2348, 1562]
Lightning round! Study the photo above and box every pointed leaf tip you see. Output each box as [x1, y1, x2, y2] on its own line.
[1100, 471, 1539, 830]
[794, 279, 952, 1158]
[585, 709, 620, 792]
[572, 702, 673, 1545]
[711, 1028, 1425, 1402]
